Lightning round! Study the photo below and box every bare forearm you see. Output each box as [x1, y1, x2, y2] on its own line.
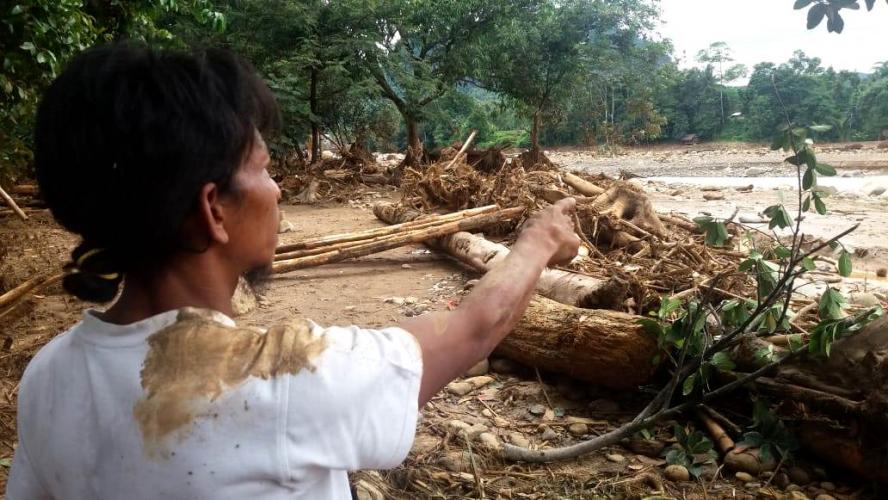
[455, 239, 550, 353]
[401, 237, 551, 404]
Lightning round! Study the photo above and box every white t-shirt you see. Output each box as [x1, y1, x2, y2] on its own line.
[6, 308, 423, 499]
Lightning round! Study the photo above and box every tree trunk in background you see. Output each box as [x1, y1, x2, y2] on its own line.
[309, 67, 321, 163]
[530, 112, 541, 159]
[406, 115, 422, 154]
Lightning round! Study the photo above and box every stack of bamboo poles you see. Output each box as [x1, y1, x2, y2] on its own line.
[272, 204, 523, 274]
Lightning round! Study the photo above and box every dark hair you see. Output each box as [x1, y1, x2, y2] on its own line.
[35, 44, 281, 302]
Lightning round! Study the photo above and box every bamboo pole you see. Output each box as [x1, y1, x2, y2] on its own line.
[0, 183, 28, 221]
[0, 273, 64, 316]
[272, 207, 524, 274]
[275, 205, 497, 255]
[443, 129, 478, 170]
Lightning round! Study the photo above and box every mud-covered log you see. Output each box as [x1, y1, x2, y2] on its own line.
[497, 295, 658, 389]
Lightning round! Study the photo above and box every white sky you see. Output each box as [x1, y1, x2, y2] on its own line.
[657, 0, 888, 79]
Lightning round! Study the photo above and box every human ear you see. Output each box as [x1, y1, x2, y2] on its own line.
[196, 182, 230, 245]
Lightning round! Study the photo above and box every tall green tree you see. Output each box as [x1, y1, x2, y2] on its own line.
[363, 0, 519, 161]
[0, 0, 222, 181]
[696, 42, 747, 128]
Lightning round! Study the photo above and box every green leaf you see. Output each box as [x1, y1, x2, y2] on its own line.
[773, 246, 792, 260]
[10, 5, 24, 15]
[809, 124, 832, 132]
[794, 0, 815, 9]
[682, 374, 697, 396]
[763, 205, 793, 229]
[19, 41, 35, 52]
[813, 193, 827, 215]
[802, 195, 811, 212]
[802, 167, 815, 190]
[802, 257, 816, 271]
[838, 250, 852, 277]
[770, 132, 787, 151]
[637, 318, 664, 337]
[827, 9, 845, 33]
[711, 351, 736, 371]
[807, 4, 828, 29]
[819, 287, 846, 321]
[814, 163, 836, 176]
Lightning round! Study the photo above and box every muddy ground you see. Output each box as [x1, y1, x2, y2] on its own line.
[2, 142, 887, 498]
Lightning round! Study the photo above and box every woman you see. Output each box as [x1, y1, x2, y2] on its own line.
[6, 44, 579, 499]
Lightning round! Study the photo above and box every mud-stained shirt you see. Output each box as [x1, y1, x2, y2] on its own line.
[6, 308, 423, 500]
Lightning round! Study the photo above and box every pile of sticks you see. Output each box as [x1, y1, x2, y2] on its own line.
[271, 205, 524, 274]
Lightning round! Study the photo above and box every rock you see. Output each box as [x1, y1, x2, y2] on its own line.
[819, 482, 835, 491]
[665, 464, 690, 482]
[736, 184, 754, 192]
[745, 482, 761, 489]
[568, 423, 588, 436]
[877, 268, 887, 278]
[446, 382, 474, 396]
[467, 424, 489, 439]
[789, 492, 811, 500]
[788, 466, 811, 486]
[774, 472, 791, 489]
[627, 438, 667, 457]
[411, 435, 439, 455]
[703, 192, 725, 201]
[439, 450, 471, 472]
[814, 185, 838, 196]
[735, 471, 755, 482]
[745, 167, 767, 176]
[787, 484, 802, 492]
[870, 187, 886, 197]
[493, 416, 509, 428]
[278, 219, 296, 234]
[354, 478, 386, 500]
[529, 404, 547, 416]
[400, 263, 413, 269]
[404, 296, 418, 305]
[739, 215, 766, 224]
[508, 432, 530, 448]
[724, 449, 776, 475]
[490, 358, 520, 374]
[540, 427, 558, 441]
[320, 150, 336, 160]
[606, 453, 626, 463]
[815, 495, 836, 500]
[850, 292, 880, 307]
[231, 276, 258, 317]
[448, 420, 472, 435]
[384, 297, 406, 306]
[478, 432, 501, 451]
[465, 375, 494, 389]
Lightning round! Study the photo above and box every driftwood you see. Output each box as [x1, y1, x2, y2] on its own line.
[372, 203, 628, 309]
[0, 183, 28, 221]
[272, 206, 524, 274]
[498, 295, 658, 389]
[563, 172, 605, 197]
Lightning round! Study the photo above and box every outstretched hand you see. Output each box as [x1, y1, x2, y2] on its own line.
[516, 198, 582, 266]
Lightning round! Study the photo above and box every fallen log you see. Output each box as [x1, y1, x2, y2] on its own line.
[373, 203, 628, 309]
[563, 172, 605, 197]
[272, 206, 525, 274]
[497, 295, 658, 389]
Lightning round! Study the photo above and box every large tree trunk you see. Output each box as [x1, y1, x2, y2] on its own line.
[500, 295, 658, 389]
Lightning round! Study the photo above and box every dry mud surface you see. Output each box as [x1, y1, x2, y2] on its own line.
[2, 143, 887, 498]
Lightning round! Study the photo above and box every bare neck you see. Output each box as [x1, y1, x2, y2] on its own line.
[101, 253, 239, 325]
